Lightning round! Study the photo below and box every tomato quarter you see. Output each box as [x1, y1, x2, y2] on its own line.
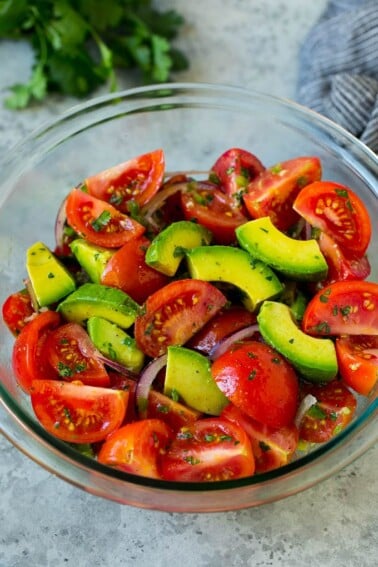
[302, 281, 378, 336]
[65, 188, 145, 248]
[84, 149, 165, 211]
[98, 419, 172, 479]
[159, 417, 255, 482]
[293, 181, 371, 258]
[336, 335, 378, 396]
[31, 379, 128, 443]
[134, 279, 228, 358]
[211, 340, 299, 428]
[2, 289, 35, 336]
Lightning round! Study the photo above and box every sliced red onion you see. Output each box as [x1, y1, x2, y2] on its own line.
[135, 354, 168, 419]
[305, 221, 312, 241]
[294, 394, 318, 428]
[55, 196, 68, 248]
[95, 353, 140, 380]
[209, 324, 260, 361]
[23, 277, 40, 312]
[140, 182, 190, 228]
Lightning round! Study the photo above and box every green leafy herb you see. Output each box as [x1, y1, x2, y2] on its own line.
[91, 210, 111, 231]
[0, 0, 189, 109]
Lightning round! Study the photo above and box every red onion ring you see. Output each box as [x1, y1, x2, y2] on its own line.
[294, 394, 317, 428]
[140, 182, 190, 229]
[95, 353, 140, 380]
[54, 196, 68, 249]
[209, 324, 260, 360]
[135, 354, 168, 418]
[23, 277, 40, 313]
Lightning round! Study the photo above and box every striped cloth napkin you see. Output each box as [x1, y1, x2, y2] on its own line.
[296, 0, 378, 153]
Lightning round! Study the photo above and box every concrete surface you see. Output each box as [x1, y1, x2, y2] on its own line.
[0, 1, 377, 566]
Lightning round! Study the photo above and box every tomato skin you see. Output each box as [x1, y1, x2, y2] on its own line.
[210, 147, 265, 201]
[101, 235, 169, 304]
[298, 380, 357, 443]
[134, 279, 228, 358]
[44, 322, 110, 387]
[221, 403, 299, 473]
[30, 379, 128, 443]
[12, 310, 61, 393]
[293, 181, 371, 258]
[336, 335, 378, 396]
[180, 181, 248, 245]
[98, 419, 172, 479]
[187, 305, 257, 355]
[302, 281, 378, 336]
[84, 149, 165, 211]
[318, 232, 371, 285]
[159, 417, 255, 482]
[146, 390, 202, 431]
[108, 371, 138, 423]
[2, 289, 35, 336]
[65, 188, 145, 248]
[211, 340, 299, 428]
[243, 156, 322, 231]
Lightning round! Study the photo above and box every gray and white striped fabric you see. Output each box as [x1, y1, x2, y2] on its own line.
[297, 0, 378, 153]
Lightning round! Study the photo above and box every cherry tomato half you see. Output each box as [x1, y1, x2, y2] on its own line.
[2, 289, 35, 336]
[98, 419, 172, 479]
[221, 403, 299, 473]
[159, 417, 255, 482]
[31, 379, 128, 443]
[302, 281, 378, 336]
[293, 180, 371, 258]
[134, 279, 227, 358]
[336, 335, 378, 396]
[146, 389, 202, 432]
[12, 310, 61, 392]
[318, 232, 371, 285]
[211, 340, 299, 428]
[298, 381, 357, 443]
[210, 147, 265, 202]
[65, 188, 145, 248]
[84, 149, 165, 211]
[101, 235, 169, 304]
[180, 181, 248, 245]
[243, 156, 322, 231]
[44, 322, 110, 387]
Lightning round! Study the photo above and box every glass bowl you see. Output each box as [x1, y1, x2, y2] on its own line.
[0, 83, 377, 512]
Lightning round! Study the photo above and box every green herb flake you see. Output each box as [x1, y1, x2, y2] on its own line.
[91, 210, 111, 232]
[170, 388, 180, 402]
[259, 441, 270, 452]
[47, 272, 55, 279]
[307, 404, 327, 420]
[248, 370, 257, 381]
[183, 455, 200, 465]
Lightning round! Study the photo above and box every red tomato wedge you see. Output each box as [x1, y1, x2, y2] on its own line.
[65, 188, 145, 248]
[146, 390, 202, 432]
[211, 340, 299, 428]
[134, 279, 228, 358]
[44, 322, 110, 387]
[318, 232, 371, 285]
[98, 419, 172, 479]
[298, 381, 357, 443]
[12, 310, 61, 392]
[336, 335, 378, 396]
[31, 379, 128, 443]
[210, 147, 265, 201]
[159, 417, 255, 482]
[302, 281, 378, 336]
[84, 149, 165, 210]
[2, 289, 35, 336]
[243, 156, 322, 231]
[180, 181, 248, 245]
[293, 181, 371, 258]
[221, 403, 299, 473]
[187, 305, 257, 355]
[101, 235, 169, 304]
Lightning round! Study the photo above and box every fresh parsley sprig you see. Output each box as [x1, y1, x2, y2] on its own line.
[0, 0, 189, 109]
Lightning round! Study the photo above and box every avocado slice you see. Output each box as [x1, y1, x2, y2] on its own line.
[70, 239, 114, 283]
[87, 316, 144, 372]
[57, 283, 140, 329]
[257, 301, 338, 382]
[26, 241, 76, 307]
[164, 345, 228, 415]
[236, 217, 328, 281]
[186, 245, 283, 311]
[145, 220, 213, 276]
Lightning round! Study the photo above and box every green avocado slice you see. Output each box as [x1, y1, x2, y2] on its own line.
[70, 239, 114, 283]
[186, 245, 283, 311]
[257, 301, 338, 382]
[57, 283, 140, 329]
[236, 216, 328, 281]
[145, 220, 213, 276]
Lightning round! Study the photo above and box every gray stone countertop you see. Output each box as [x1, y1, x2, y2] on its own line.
[0, 1, 377, 566]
